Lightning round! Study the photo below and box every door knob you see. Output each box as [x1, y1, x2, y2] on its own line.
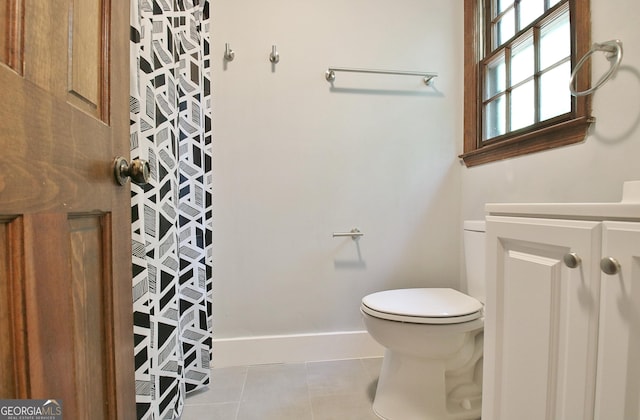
[600, 257, 621, 275]
[563, 252, 581, 268]
[113, 157, 150, 186]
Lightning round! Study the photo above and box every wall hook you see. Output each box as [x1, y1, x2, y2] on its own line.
[269, 45, 280, 64]
[224, 43, 235, 61]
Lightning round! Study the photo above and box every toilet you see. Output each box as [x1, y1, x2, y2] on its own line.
[361, 220, 486, 420]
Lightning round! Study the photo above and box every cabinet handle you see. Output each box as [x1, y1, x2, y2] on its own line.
[600, 257, 621, 275]
[563, 252, 581, 268]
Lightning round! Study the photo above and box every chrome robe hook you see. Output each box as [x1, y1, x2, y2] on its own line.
[224, 43, 235, 61]
[269, 45, 280, 64]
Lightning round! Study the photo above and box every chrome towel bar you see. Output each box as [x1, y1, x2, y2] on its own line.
[325, 67, 438, 86]
[332, 228, 364, 240]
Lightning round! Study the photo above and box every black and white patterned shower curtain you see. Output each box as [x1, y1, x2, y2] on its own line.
[129, 0, 212, 418]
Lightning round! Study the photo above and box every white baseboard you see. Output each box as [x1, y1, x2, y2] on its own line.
[212, 330, 384, 368]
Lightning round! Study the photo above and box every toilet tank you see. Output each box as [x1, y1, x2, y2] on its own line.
[463, 220, 486, 304]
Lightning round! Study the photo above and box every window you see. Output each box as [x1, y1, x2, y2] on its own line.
[461, 0, 592, 167]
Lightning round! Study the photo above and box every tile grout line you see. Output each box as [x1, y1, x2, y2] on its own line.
[304, 361, 316, 420]
[233, 366, 250, 420]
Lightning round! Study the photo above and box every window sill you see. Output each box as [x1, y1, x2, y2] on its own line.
[459, 117, 593, 167]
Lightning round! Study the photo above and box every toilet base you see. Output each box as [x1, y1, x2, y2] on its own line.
[372, 339, 482, 420]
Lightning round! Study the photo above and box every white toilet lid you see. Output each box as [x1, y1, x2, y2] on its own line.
[361, 288, 483, 324]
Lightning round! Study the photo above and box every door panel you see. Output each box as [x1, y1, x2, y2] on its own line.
[68, 0, 110, 120]
[0, 0, 134, 418]
[0, 0, 24, 73]
[595, 221, 640, 420]
[500, 248, 559, 419]
[484, 216, 601, 420]
[22, 213, 79, 416]
[69, 215, 114, 419]
[69, 0, 101, 104]
[0, 220, 14, 396]
[0, 216, 28, 399]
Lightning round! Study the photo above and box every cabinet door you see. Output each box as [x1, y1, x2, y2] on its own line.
[483, 216, 601, 420]
[595, 221, 640, 420]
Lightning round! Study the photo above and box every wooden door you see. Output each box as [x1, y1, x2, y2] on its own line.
[595, 221, 640, 420]
[0, 0, 135, 419]
[483, 216, 601, 420]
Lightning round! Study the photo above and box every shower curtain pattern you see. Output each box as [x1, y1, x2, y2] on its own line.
[129, 0, 212, 418]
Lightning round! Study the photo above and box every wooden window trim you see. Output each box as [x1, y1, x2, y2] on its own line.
[461, 0, 592, 167]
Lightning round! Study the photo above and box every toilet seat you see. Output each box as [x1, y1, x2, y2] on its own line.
[361, 288, 483, 324]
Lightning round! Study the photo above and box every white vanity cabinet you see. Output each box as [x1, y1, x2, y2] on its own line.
[481, 200, 640, 420]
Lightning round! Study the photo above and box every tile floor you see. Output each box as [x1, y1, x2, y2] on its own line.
[182, 357, 383, 420]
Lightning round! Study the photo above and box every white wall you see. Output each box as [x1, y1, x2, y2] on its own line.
[461, 0, 640, 219]
[211, 0, 463, 359]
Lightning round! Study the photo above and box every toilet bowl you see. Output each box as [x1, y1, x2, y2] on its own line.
[362, 221, 486, 420]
